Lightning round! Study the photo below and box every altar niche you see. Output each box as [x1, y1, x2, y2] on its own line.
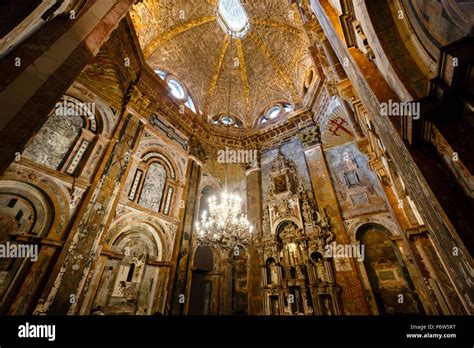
[259, 152, 342, 315]
[261, 220, 342, 315]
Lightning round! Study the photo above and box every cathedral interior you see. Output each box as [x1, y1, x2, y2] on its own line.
[0, 0, 473, 317]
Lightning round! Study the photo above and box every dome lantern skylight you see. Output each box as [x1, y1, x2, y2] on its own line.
[217, 0, 250, 38]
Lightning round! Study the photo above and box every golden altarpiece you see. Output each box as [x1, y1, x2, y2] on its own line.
[259, 152, 341, 315]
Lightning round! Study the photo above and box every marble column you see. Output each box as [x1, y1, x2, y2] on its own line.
[299, 126, 370, 315]
[168, 155, 202, 315]
[245, 164, 264, 315]
[0, 0, 136, 174]
[37, 95, 144, 314]
[220, 259, 233, 315]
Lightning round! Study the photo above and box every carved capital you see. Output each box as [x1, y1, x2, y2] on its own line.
[298, 126, 321, 148]
[127, 86, 152, 117]
[188, 135, 208, 162]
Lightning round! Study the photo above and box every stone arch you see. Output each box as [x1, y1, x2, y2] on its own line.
[189, 245, 217, 315]
[0, 179, 61, 313]
[355, 222, 423, 314]
[110, 223, 164, 261]
[137, 139, 186, 182]
[0, 174, 73, 240]
[128, 147, 181, 215]
[88, 218, 170, 315]
[272, 217, 302, 236]
[345, 214, 401, 244]
[67, 83, 119, 138]
[199, 175, 222, 196]
[355, 0, 429, 100]
[21, 91, 115, 176]
[141, 150, 178, 181]
[22, 101, 84, 170]
[104, 214, 172, 261]
[197, 177, 222, 226]
[0, 180, 54, 238]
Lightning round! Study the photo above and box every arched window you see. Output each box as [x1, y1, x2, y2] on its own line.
[22, 95, 103, 176]
[138, 162, 167, 213]
[153, 70, 197, 114]
[129, 151, 178, 216]
[210, 114, 242, 128]
[168, 79, 185, 99]
[258, 102, 294, 125]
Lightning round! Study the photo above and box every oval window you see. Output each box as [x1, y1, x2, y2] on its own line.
[267, 106, 281, 119]
[221, 115, 234, 125]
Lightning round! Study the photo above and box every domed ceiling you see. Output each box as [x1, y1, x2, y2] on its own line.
[130, 0, 316, 129]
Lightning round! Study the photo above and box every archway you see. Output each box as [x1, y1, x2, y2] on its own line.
[0, 181, 55, 313]
[189, 246, 214, 315]
[90, 223, 164, 315]
[356, 223, 423, 314]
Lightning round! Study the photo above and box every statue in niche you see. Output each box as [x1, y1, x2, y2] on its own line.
[324, 230, 335, 245]
[302, 200, 313, 225]
[277, 200, 289, 218]
[296, 265, 305, 279]
[270, 264, 279, 284]
[316, 237, 325, 252]
[316, 259, 329, 283]
[305, 301, 314, 315]
[321, 207, 331, 229]
[322, 296, 333, 315]
[262, 208, 270, 234]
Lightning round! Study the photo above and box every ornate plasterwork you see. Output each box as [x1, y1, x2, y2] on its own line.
[1, 163, 72, 239]
[130, 0, 315, 128]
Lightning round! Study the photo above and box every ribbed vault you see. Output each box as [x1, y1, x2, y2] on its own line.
[130, 0, 316, 129]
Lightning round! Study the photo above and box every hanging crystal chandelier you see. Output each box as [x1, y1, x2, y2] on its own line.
[194, 32, 253, 249]
[195, 191, 253, 248]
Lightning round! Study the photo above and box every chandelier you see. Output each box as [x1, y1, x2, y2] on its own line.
[195, 191, 253, 248]
[194, 34, 253, 249]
